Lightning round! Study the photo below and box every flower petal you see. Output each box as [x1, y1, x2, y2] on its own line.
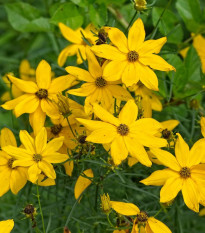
[150, 148, 180, 171]
[0, 219, 14, 232]
[74, 168, 93, 199]
[110, 135, 128, 165]
[119, 100, 138, 125]
[1, 128, 17, 147]
[91, 44, 127, 61]
[38, 161, 56, 179]
[58, 44, 78, 67]
[1, 94, 28, 110]
[189, 138, 205, 166]
[148, 217, 172, 233]
[36, 60, 51, 89]
[10, 168, 27, 194]
[160, 177, 183, 203]
[65, 66, 94, 82]
[28, 163, 41, 183]
[41, 98, 59, 118]
[19, 130, 35, 154]
[110, 201, 140, 216]
[42, 137, 64, 155]
[0, 167, 11, 197]
[107, 84, 132, 100]
[77, 118, 114, 131]
[128, 18, 145, 51]
[35, 127, 47, 154]
[122, 63, 139, 87]
[2, 146, 32, 160]
[200, 117, 205, 137]
[161, 120, 179, 131]
[68, 83, 96, 97]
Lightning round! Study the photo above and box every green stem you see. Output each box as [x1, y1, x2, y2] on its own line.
[66, 117, 76, 138]
[36, 183, 46, 233]
[107, 6, 129, 28]
[107, 214, 115, 228]
[125, 11, 138, 34]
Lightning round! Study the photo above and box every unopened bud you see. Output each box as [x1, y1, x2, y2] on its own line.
[101, 193, 112, 214]
[134, 0, 147, 11]
[55, 93, 71, 118]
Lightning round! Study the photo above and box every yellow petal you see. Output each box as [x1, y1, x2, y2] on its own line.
[107, 84, 132, 100]
[37, 174, 55, 186]
[7, 75, 38, 93]
[43, 152, 68, 164]
[119, 100, 138, 125]
[141, 168, 178, 186]
[91, 44, 127, 61]
[58, 44, 78, 67]
[1, 128, 17, 147]
[128, 18, 145, 51]
[41, 98, 59, 118]
[38, 161, 56, 179]
[200, 117, 205, 137]
[68, 83, 96, 97]
[77, 118, 114, 131]
[28, 163, 41, 183]
[35, 127, 47, 154]
[148, 217, 172, 233]
[105, 27, 128, 53]
[0, 219, 14, 233]
[150, 148, 180, 171]
[110, 201, 140, 216]
[175, 133, 190, 167]
[124, 136, 152, 167]
[103, 60, 128, 81]
[19, 59, 30, 80]
[93, 103, 120, 126]
[0, 167, 11, 197]
[36, 60, 51, 89]
[86, 47, 103, 78]
[139, 54, 175, 72]
[64, 160, 74, 176]
[182, 178, 199, 212]
[122, 63, 139, 87]
[65, 66, 94, 82]
[74, 168, 93, 199]
[138, 37, 167, 55]
[160, 177, 183, 203]
[110, 135, 128, 165]
[191, 164, 205, 182]
[43, 136, 64, 155]
[128, 157, 138, 167]
[10, 168, 27, 194]
[48, 75, 76, 93]
[2, 145, 32, 160]
[19, 130, 35, 154]
[161, 120, 179, 131]
[58, 22, 82, 44]
[29, 105, 46, 136]
[189, 138, 205, 166]
[179, 46, 189, 58]
[199, 208, 205, 216]
[1, 94, 31, 110]
[76, 45, 87, 64]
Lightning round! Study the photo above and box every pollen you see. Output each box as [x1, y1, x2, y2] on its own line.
[179, 167, 191, 178]
[33, 154, 42, 162]
[117, 124, 129, 136]
[128, 51, 139, 62]
[136, 211, 148, 223]
[95, 77, 107, 87]
[8, 158, 15, 169]
[51, 124, 62, 135]
[35, 88, 48, 99]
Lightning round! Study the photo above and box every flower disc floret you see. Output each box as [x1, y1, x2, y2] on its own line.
[117, 124, 129, 136]
[33, 154, 42, 162]
[95, 77, 107, 87]
[7, 158, 15, 169]
[136, 211, 148, 223]
[179, 167, 191, 179]
[35, 88, 48, 99]
[51, 124, 63, 135]
[128, 51, 139, 62]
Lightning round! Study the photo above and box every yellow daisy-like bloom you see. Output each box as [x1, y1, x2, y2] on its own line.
[77, 99, 167, 166]
[67, 48, 132, 114]
[110, 201, 172, 233]
[129, 81, 162, 117]
[2, 127, 68, 183]
[91, 18, 175, 89]
[58, 23, 97, 66]
[180, 34, 205, 73]
[141, 133, 205, 212]
[0, 128, 27, 197]
[0, 219, 14, 233]
[1, 60, 76, 135]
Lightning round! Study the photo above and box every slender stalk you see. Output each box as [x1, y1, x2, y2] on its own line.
[36, 183, 46, 233]
[107, 6, 129, 28]
[125, 11, 138, 34]
[107, 214, 115, 228]
[66, 117, 76, 138]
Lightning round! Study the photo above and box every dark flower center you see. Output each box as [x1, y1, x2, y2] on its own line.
[51, 124, 62, 135]
[136, 211, 148, 223]
[117, 124, 129, 136]
[78, 135, 87, 144]
[95, 77, 107, 87]
[128, 51, 139, 62]
[24, 204, 35, 215]
[179, 167, 191, 178]
[162, 129, 171, 139]
[35, 89, 48, 99]
[33, 154, 42, 162]
[8, 158, 15, 169]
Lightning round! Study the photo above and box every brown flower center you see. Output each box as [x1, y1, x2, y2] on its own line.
[95, 77, 107, 87]
[179, 167, 191, 178]
[51, 124, 62, 135]
[35, 89, 48, 99]
[117, 124, 129, 136]
[128, 51, 139, 62]
[24, 204, 35, 215]
[162, 129, 171, 139]
[8, 158, 15, 169]
[136, 211, 148, 223]
[78, 135, 87, 144]
[33, 154, 42, 162]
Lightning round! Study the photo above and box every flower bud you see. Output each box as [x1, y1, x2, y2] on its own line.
[134, 0, 147, 11]
[100, 193, 112, 214]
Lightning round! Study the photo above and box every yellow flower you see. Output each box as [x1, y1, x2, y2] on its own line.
[58, 23, 97, 66]
[180, 34, 205, 73]
[101, 193, 112, 214]
[0, 128, 27, 197]
[2, 127, 68, 183]
[134, 0, 147, 11]
[141, 133, 205, 212]
[1, 60, 76, 135]
[110, 201, 172, 233]
[91, 18, 175, 89]
[67, 48, 132, 114]
[0, 219, 14, 233]
[77, 99, 167, 166]
[129, 81, 162, 117]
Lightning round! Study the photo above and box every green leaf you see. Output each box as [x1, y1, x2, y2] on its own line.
[176, 0, 205, 33]
[89, 3, 107, 27]
[50, 2, 83, 29]
[5, 2, 51, 32]
[152, 7, 184, 43]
